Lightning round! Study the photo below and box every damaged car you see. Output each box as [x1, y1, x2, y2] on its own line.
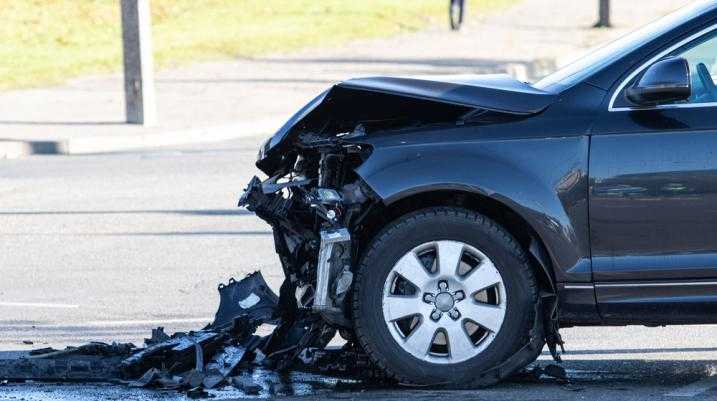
[240, 1, 717, 387]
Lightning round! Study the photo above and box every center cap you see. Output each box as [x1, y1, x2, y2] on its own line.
[434, 292, 455, 312]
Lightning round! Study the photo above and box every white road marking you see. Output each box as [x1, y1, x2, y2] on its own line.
[0, 318, 212, 331]
[0, 302, 79, 309]
[667, 375, 717, 397]
[81, 318, 210, 327]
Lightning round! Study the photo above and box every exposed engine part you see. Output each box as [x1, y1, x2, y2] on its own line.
[238, 128, 371, 329]
[314, 228, 351, 312]
[334, 268, 354, 301]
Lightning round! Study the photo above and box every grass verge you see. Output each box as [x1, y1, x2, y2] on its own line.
[1, 0, 515, 89]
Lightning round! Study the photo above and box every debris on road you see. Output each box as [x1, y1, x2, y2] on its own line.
[211, 271, 279, 330]
[528, 363, 569, 384]
[0, 342, 132, 382]
[0, 272, 389, 397]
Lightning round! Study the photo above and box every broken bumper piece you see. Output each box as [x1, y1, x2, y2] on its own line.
[0, 272, 386, 395]
[211, 271, 279, 330]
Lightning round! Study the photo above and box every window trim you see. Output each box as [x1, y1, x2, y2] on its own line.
[608, 23, 717, 112]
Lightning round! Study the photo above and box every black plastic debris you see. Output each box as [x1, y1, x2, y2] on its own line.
[544, 364, 568, 381]
[0, 271, 384, 395]
[0, 342, 133, 381]
[145, 327, 171, 346]
[27, 348, 55, 357]
[211, 271, 279, 330]
[296, 343, 390, 383]
[206, 345, 246, 378]
[520, 363, 570, 385]
[127, 368, 162, 388]
[119, 330, 223, 378]
[231, 376, 262, 395]
[186, 386, 212, 399]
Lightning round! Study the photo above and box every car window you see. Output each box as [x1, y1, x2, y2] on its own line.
[534, 1, 716, 92]
[613, 30, 717, 108]
[676, 31, 717, 104]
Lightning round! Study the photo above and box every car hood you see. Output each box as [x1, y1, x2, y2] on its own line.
[258, 74, 557, 169]
[339, 74, 555, 113]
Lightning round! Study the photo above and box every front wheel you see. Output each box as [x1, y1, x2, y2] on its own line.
[352, 207, 539, 386]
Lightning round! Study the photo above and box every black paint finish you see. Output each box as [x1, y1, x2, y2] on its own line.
[354, 131, 592, 283]
[590, 129, 717, 282]
[596, 281, 717, 324]
[339, 74, 557, 114]
[254, 2, 717, 325]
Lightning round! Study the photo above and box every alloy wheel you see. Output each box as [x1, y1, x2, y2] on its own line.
[382, 240, 507, 364]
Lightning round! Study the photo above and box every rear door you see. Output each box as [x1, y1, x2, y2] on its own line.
[590, 28, 717, 323]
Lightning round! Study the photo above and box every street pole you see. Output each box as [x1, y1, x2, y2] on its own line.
[120, 0, 157, 126]
[594, 0, 611, 28]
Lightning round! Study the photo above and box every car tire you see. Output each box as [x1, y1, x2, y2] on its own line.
[352, 207, 539, 387]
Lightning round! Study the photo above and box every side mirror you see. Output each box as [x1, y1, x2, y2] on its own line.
[626, 57, 691, 106]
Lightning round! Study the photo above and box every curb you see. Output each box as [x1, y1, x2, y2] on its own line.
[0, 119, 279, 159]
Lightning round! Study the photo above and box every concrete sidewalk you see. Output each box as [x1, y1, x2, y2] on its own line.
[0, 0, 691, 158]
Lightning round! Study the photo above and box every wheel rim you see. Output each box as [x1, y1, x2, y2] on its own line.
[382, 240, 506, 364]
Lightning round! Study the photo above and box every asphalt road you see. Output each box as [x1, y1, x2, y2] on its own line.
[2, 138, 717, 400]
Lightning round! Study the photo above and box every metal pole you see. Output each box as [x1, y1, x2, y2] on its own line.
[121, 0, 157, 126]
[595, 0, 611, 28]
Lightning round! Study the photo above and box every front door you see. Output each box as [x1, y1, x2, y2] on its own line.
[590, 30, 717, 322]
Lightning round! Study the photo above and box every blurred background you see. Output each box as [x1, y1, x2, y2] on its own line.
[0, 0, 695, 352]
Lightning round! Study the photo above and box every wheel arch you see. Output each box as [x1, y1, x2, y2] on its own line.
[356, 188, 557, 293]
[351, 134, 591, 284]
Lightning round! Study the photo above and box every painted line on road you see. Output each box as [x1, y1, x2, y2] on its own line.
[667, 374, 717, 397]
[0, 302, 79, 309]
[82, 317, 211, 327]
[0, 318, 212, 331]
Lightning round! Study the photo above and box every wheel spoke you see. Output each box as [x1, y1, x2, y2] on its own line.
[384, 295, 421, 321]
[446, 323, 474, 358]
[383, 240, 507, 364]
[393, 251, 431, 289]
[437, 241, 464, 277]
[461, 258, 502, 294]
[404, 319, 439, 358]
[461, 302, 504, 333]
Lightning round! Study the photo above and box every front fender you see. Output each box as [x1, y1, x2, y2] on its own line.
[354, 132, 590, 282]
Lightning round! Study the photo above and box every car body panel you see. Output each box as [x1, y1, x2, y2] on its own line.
[353, 130, 592, 284]
[590, 91, 717, 322]
[589, 129, 717, 282]
[247, 1, 717, 329]
[339, 75, 557, 113]
[595, 281, 717, 323]
[258, 74, 558, 169]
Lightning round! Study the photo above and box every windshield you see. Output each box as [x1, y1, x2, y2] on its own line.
[534, 1, 716, 91]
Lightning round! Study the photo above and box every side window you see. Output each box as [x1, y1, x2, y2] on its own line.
[679, 33, 717, 103]
[614, 31, 717, 108]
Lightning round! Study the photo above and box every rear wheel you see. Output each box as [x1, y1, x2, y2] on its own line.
[352, 207, 539, 386]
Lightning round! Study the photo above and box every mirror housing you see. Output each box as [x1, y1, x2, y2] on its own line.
[626, 57, 691, 106]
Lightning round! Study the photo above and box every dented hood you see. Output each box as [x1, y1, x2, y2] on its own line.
[259, 74, 556, 168]
[338, 74, 555, 113]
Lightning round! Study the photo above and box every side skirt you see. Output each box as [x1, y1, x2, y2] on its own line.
[595, 280, 717, 325]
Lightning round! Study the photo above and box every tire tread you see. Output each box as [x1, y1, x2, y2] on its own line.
[351, 207, 538, 386]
